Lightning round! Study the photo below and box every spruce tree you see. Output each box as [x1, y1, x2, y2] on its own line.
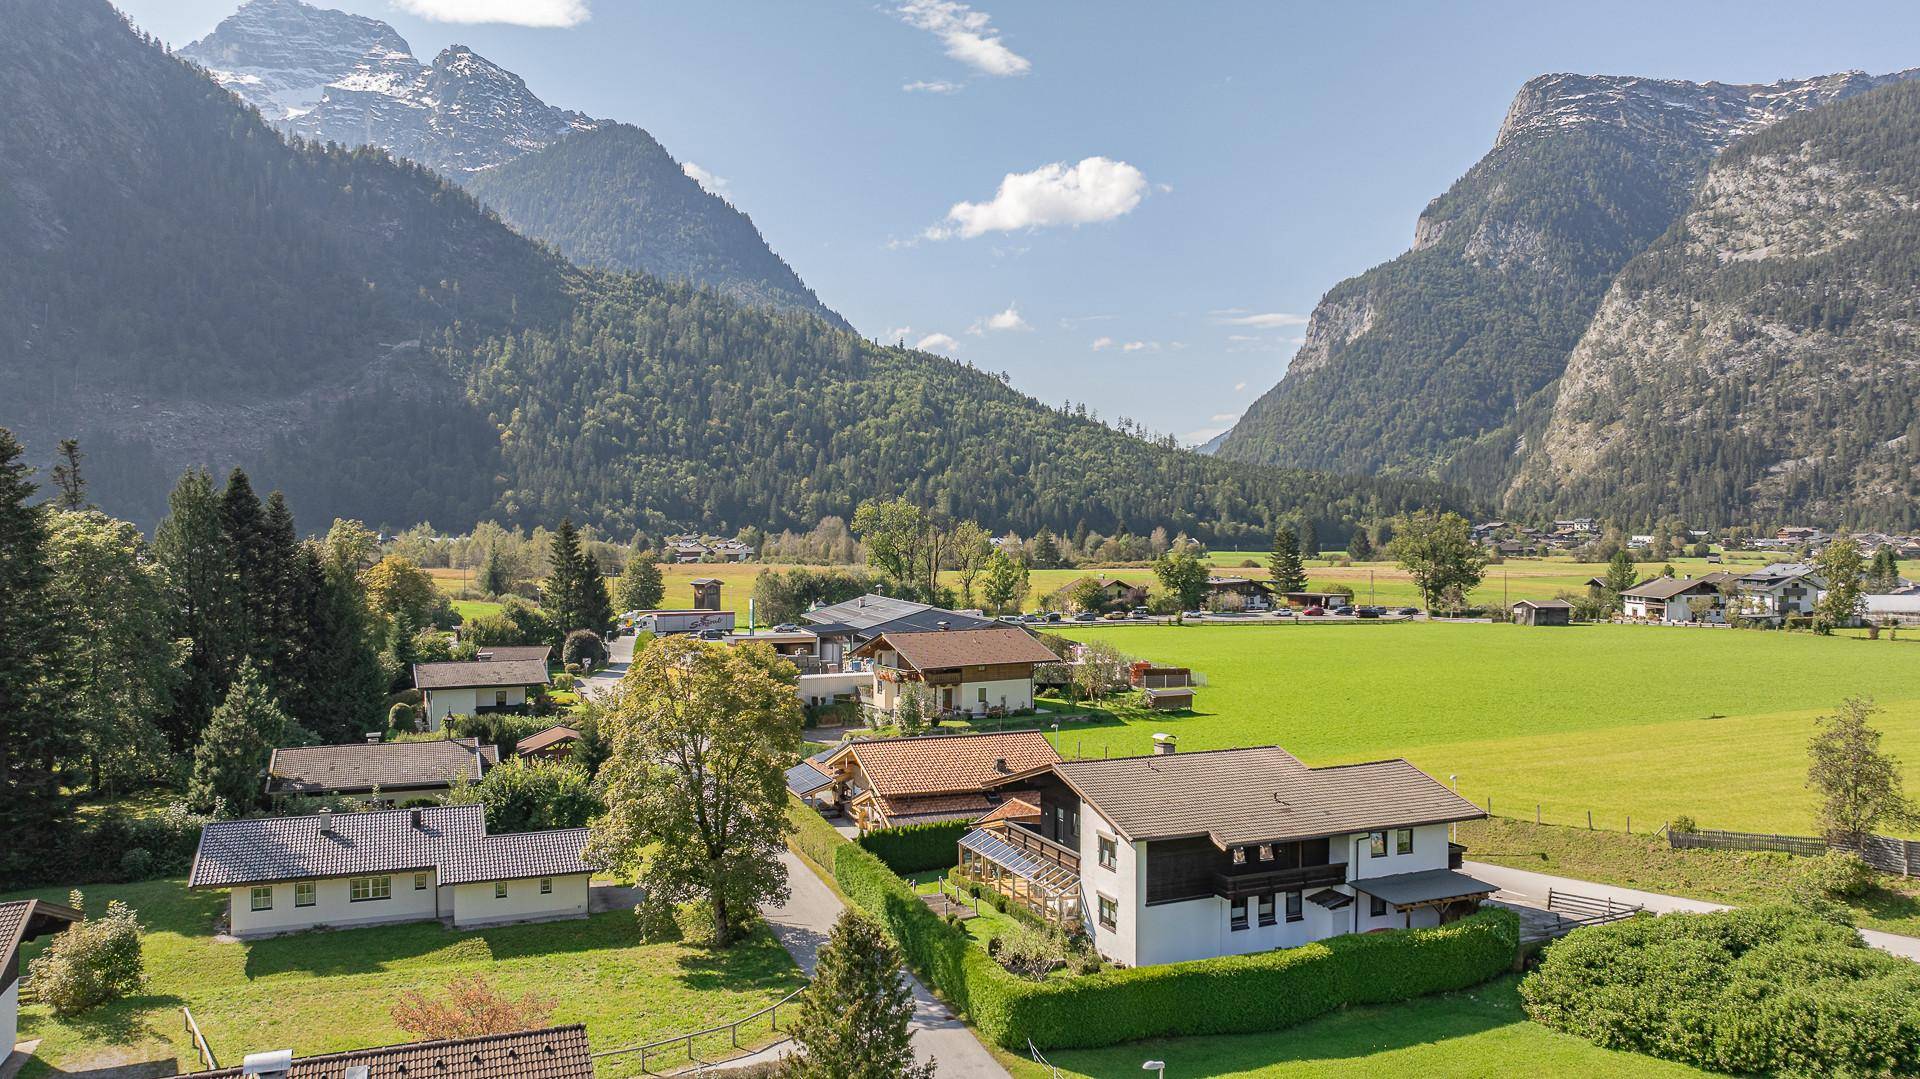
[50, 438, 87, 511]
[155, 468, 235, 751]
[188, 662, 291, 816]
[1866, 546, 1901, 595]
[781, 910, 934, 1079]
[0, 428, 73, 882]
[219, 469, 272, 660]
[577, 549, 615, 634]
[543, 519, 590, 632]
[479, 545, 511, 597]
[1347, 524, 1375, 562]
[308, 527, 390, 740]
[1269, 525, 1307, 593]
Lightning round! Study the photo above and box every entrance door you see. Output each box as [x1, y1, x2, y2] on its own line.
[941, 687, 955, 713]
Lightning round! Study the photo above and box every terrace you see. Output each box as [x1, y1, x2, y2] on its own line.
[956, 821, 1084, 929]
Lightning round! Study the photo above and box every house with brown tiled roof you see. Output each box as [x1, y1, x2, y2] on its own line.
[800, 730, 1061, 832]
[850, 625, 1060, 718]
[198, 1025, 594, 1079]
[413, 659, 551, 731]
[265, 738, 498, 801]
[957, 738, 1493, 967]
[188, 804, 592, 938]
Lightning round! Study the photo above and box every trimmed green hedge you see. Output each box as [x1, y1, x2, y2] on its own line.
[786, 795, 850, 871]
[814, 822, 1519, 1050]
[856, 820, 972, 874]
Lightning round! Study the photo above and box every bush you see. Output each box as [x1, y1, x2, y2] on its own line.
[563, 629, 607, 672]
[990, 923, 1072, 979]
[447, 757, 601, 833]
[27, 894, 145, 1015]
[117, 847, 154, 882]
[1794, 850, 1876, 901]
[1520, 905, 1920, 1076]
[388, 701, 419, 731]
[857, 820, 972, 874]
[822, 830, 1517, 1050]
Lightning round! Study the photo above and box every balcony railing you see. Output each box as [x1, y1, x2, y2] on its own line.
[986, 820, 1080, 874]
[1210, 862, 1345, 900]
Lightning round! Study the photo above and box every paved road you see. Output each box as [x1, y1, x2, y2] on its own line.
[581, 631, 635, 700]
[762, 850, 1010, 1078]
[1465, 860, 1920, 961]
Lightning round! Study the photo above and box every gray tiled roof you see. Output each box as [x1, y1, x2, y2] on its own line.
[802, 595, 993, 637]
[190, 805, 486, 887]
[414, 659, 551, 690]
[266, 738, 496, 795]
[2, 899, 83, 989]
[196, 1025, 593, 1079]
[189, 804, 593, 889]
[472, 645, 554, 664]
[1055, 746, 1484, 847]
[440, 828, 592, 885]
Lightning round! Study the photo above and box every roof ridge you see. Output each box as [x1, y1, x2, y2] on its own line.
[1307, 757, 1417, 772]
[1060, 744, 1296, 764]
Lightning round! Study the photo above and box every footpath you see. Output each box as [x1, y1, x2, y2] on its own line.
[1465, 860, 1920, 961]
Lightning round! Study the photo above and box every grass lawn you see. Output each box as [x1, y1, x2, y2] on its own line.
[5, 878, 803, 1078]
[1050, 621, 1920, 836]
[998, 975, 1703, 1078]
[451, 598, 503, 621]
[1458, 818, 1920, 936]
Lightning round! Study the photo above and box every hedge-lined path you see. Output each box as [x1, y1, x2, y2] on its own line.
[764, 850, 1010, 1078]
[1466, 860, 1920, 961]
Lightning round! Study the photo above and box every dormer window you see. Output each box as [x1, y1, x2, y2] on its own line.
[1257, 844, 1274, 862]
[1231, 846, 1246, 865]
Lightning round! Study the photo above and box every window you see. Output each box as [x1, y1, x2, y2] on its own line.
[1286, 891, 1303, 923]
[250, 886, 273, 912]
[494, 881, 509, 899]
[1097, 835, 1117, 871]
[1257, 893, 1276, 927]
[540, 877, 553, 895]
[1097, 894, 1118, 931]
[1231, 846, 1246, 865]
[1257, 844, 1274, 862]
[349, 875, 391, 902]
[294, 882, 316, 908]
[977, 687, 987, 703]
[1396, 828, 1413, 856]
[1229, 897, 1249, 931]
[414, 872, 429, 891]
[1370, 895, 1387, 918]
[1368, 831, 1388, 857]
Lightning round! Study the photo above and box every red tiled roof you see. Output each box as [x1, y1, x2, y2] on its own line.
[193, 1025, 592, 1079]
[855, 626, 1059, 671]
[833, 730, 1061, 800]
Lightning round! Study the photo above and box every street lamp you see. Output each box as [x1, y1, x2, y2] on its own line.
[1142, 1062, 1166, 1079]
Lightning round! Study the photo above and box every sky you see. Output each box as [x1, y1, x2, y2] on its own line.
[116, 0, 1920, 446]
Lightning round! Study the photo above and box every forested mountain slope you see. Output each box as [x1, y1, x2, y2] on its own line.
[0, 0, 1461, 542]
[179, 0, 842, 323]
[1214, 68, 1917, 498]
[1509, 80, 1920, 528]
[464, 124, 843, 328]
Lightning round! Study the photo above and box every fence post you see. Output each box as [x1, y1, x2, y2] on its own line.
[1587, 810, 1592, 830]
[1626, 814, 1630, 834]
[1536, 804, 1540, 824]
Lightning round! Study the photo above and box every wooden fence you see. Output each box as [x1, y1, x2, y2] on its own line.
[591, 985, 804, 1075]
[1670, 827, 1917, 876]
[183, 1005, 218, 1071]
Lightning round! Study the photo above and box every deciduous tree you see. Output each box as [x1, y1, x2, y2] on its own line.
[448, 758, 600, 834]
[1388, 511, 1487, 613]
[589, 637, 802, 946]
[1814, 533, 1865, 629]
[27, 892, 144, 1016]
[1807, 697, 1915, 847]
[612, 551, 665, 613]
[980, 548, 1030, 614]
[1153, 541, 1211, 610]
[391, 975, 556, 1040]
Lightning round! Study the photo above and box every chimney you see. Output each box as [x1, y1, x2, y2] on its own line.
[410, 807, 424, 829]
[993, 757, 1007, 773]
[317, 809, 334, 835]
[364, 731, 381, 745]
[937, 620, 950, 631]
[241, 1050, 292, 1078]
[1152, 733, 1177, 756]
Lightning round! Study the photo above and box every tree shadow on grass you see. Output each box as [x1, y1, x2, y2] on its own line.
[243, 910, 642, 979]
[1854, 883, 1920, 931]
[670, 930, 811, 994]
[18, 992, 185, 1060]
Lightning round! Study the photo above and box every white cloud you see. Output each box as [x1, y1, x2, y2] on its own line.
[1233, 381, 1248, 392]
[1090, 336, 1115, 351]
[1093, 336, 1158, 352]
[1215, 311, 1310, 328]
[1181, 425, 1232, 446]
[968, 304, 1030, 335]
[681, 161, 729, 196]
[916, 332, 962, 355]
[895, 0, 1030, 77]
[903, 79, 963, 94]
[392, 0, 589, 27]
[929, 157, 1149, 240]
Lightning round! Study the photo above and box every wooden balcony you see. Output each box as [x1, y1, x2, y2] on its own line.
[1210, 862, 1345, 900]
[986, 820, 1080, 874]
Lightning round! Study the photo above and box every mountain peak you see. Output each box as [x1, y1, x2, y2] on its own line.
[182, 0, 413, 121]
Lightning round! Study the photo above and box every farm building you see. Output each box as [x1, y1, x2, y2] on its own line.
[1510, 599, 1572, 626]
[1142, 686, 1195, 710]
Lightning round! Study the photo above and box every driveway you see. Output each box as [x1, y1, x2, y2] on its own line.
[580, 631, 634, 700]
[1465, 860, 1920, 961]
[762, 851, 1009, 1078]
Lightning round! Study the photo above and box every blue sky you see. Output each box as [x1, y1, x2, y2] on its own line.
[117, 0, 1920, 445]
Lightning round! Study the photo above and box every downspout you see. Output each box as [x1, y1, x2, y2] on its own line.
[1352, 835, 1364, 935]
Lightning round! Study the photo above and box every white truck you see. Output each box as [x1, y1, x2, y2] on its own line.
[624, 609, 737, 636]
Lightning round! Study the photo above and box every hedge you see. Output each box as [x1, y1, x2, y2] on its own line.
[786, 795, 850, 871]
[814, 820, 1519, 1050]
[856, 820, 972, 874]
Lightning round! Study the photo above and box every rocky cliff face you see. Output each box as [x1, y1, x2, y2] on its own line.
[1510, 80, 1920, 526]
[1213, 66, 1918, 503]
[179, 0, 842, 322]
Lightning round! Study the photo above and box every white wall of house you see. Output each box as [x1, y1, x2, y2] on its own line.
[797, 671, 871, 707]
[1078, 799, 1140, 967]
[3, 980, 19, 1058]
[227, 871, 442, 937]
[954, 677, 1033, 715]
[450, 874, 590, 929]
[422, 686, 527, 730]
[1622, 597, 1661, 620]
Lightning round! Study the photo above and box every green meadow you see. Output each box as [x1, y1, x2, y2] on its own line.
[1051, 621, 1920, 836]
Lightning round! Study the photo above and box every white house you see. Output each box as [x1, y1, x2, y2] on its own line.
[796, 730, 1061, 832]
[413, 659, 550, 731]
[1734, 563, 1827, 622]
[1618, 573, 1735, 623]
[850, 625, 1059, 718]
[2, 899, 83, 1058]
[958, 740, 1492, 967]
[189, 804, 592, 938]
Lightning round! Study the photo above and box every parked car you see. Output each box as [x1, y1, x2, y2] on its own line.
[1182, 610, 1209, 620]
[1303, 606, 1326, 616]
[1129, 607, 1152, 620]
[1397, 606, 1420, 616]
[1269, 607, 1294, 617]
[697, 628, 726, 640]
[1072, 611, 1099, 622]
[1104, 610, 1129, 620]
[1044, 612, 1063, 623]
[773, 623, 801, 632]
[1355, 606, 1383, 619]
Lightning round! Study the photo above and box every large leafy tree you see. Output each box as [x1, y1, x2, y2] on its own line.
[611, 551, 665, 613]
[154, 467, 234, 751]
[187, 661, 294, 816]
[589, 636, 802, 946]
[44, 510, 180, 793]
[782, 910, 935, 1079]
[980, 548, 1030, 614]
[1268, 525, 1307, 593]
[852, 497, 930, 596]
[1388, 510, 1487, 612]
[1153, 541, 1211, 610]
[448, 758, 600, 834]
[947, 521, 993, 609]
[1807, 697, 1915, 848]
[1814, 532, 1865, 629]
[0, 428, 73, 883]
[366, 554, 443, 629]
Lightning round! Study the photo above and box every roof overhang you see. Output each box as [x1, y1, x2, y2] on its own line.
[1349, 868, 1496, 910]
